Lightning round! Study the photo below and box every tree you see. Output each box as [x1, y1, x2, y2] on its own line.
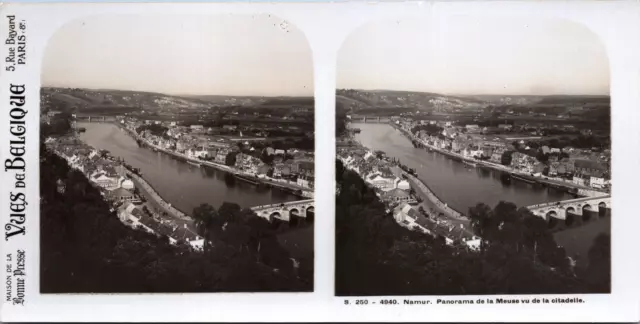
[261, 150, 274, 164]
[225, 151, 238, 166]
[468, 203, 492, 252]
[334, 158, 596, 296]
[192, 203, 218, 245]
[40, 146, 311, 293]
[501, 151, 513, 166]
[536, 151, 549, 163]
[336, 159, 345, 184]
[42, 112, 72, 137]
[584, 233, 611, 293]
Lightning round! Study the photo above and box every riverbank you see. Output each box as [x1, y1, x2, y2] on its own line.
[389, 122, 604, 196]
[113, 122, 314, 198]
[125, 168, 192, 220]
[393, 166, 467, 219]
[344, 129, 471, 228]
[49, 141, 194, 224]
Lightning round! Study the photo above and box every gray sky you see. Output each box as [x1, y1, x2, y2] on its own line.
[337, 16, 610, 96]
[42, 15, 313, 96]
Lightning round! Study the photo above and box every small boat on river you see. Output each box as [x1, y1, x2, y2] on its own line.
[511, 173, 536, 184]
[187, 160, 201, 167]
[463, 160, 477, 168]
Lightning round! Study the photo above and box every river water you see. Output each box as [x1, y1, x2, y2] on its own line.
[78, 123, 301, 213]
[353, 123, 609, 263]
[354, 123, 573, 212]
[79, 123, 314, 257]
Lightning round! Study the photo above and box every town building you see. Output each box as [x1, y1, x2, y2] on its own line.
[90, 171, 119, 190]
[394, 178, 411, 190]
[366, 173, 396, 190]
[381, 188, 413, 205]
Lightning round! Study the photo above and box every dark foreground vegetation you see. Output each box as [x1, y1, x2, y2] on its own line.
[40, 147, 312, 293]
[335, 160, 609, 296]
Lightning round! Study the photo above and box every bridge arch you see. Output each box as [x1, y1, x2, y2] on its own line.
[289, 208, 301, 227]
[598, 201, 608, 217]
[582, 204, 593, 222]
[269, 212, 281, 222]
[565, 209, 575, 227]
[547, 212, 559, 229]
[306, 206, 314, 222]
[548, 217, 559, 229]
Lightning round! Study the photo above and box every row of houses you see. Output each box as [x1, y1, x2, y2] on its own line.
[117, 202, 204, 250]
[50, 139, 140, 203]
[338, 149, 416, 207]
[136, 125, 316, 188]
[47, 137, 205, 251]
[393, 202, 481, 251]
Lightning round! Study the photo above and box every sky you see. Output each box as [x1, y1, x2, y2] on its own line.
[337, 16, 610, 96]
[42, 15, 313, 96]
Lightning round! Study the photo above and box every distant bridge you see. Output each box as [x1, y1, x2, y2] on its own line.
[527, 195, 610, 222]
[74, 115, 117, 122]
[251, 199, 314, 222]
[350, 115, 392, 124]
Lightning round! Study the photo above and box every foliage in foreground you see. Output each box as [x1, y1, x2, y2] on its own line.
[40, 147, 312, 293]
[335, 160, 609, 296]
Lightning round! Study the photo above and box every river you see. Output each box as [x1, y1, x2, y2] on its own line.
[79, 123, 301, 212]
[78, 123, 313, 256]
[354, 123, 574, 212]
[353, 123, 609, 263]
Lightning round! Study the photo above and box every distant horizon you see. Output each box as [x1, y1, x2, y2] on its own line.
[337, 88, 611, 98]
[42, 85, 315, 99]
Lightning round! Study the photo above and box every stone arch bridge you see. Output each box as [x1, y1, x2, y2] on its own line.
[75, 115, 117, 122]
[527, 195, 611, 222]
[351, 115, 391, 124]
[251, 199, 314, 222]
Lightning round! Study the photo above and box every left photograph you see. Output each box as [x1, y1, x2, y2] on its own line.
[39, 15, 315, 293]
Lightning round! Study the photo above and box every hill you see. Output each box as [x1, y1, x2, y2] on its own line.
[40, 87, 214, 113]
[336, 89, 487, 112]
[336, 89, 610, 114]
[41, 87, 314, 114]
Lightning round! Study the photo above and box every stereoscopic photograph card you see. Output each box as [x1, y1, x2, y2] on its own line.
[1, 1, 639, 322]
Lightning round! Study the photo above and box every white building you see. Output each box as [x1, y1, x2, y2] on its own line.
[363, 151, 375, 161]
[366, 174, 396, 191]
[393, 203, 419, 228]
[463, 237, 482, 251]
[194, 149, 209, 159]
[119, 178, 135, 190]
[117, 203, 149, 232]
[590, 176, 605, 189]
[188, 238, 205, 251]
[90, 171, 119, 190]
[297, 176, 311, 188]
[394, 179, 411, 191]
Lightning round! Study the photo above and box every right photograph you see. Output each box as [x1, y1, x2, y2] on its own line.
[335, 16, 611, 296]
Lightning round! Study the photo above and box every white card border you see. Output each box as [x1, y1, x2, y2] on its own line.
[0, 1, 639, 322]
